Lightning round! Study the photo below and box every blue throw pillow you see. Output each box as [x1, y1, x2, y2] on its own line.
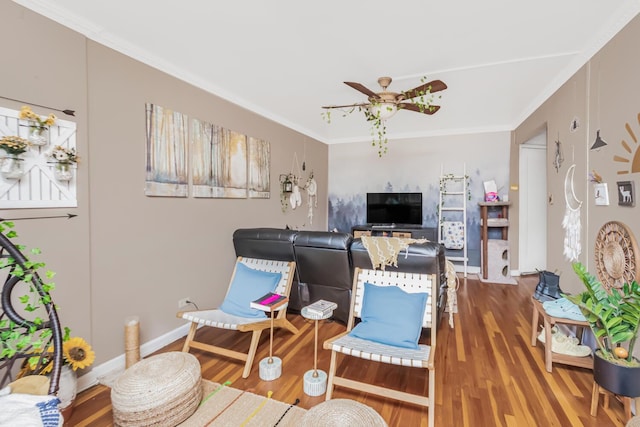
[349, 282, 428, 349]
[219, 262, 282, 318]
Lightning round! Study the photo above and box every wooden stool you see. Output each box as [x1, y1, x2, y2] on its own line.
[590, 382, 634, 422]
[530, 297, 593, 372]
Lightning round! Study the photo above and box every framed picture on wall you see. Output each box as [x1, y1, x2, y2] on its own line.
[616, 180, 635, 207]
[594, 183, 609, 206]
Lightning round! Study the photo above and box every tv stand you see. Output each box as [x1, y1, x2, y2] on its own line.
[351, 225, 436, 241]
[370, 223, 396, 229]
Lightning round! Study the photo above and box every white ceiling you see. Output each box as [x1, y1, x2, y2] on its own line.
[15, 0, 640, 144]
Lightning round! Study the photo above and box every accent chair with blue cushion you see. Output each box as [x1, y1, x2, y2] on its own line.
[323, 267, 438, 427]
[177, 257, 298, 378]
[350, 237, 447, 328]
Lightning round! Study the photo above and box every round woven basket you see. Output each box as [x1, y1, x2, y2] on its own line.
[602, 242, 625, 279]
[300, 399, 387, 427]
[111, 351, 202, 427]
[627, 415, 640, 427]
[594, 221, 640, 290]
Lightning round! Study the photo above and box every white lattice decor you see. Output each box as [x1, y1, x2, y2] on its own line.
[0, 106, 77, 208]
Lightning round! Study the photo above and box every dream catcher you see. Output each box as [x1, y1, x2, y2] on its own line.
[562, 164, 582, 261]
[304, 171, 318, 224]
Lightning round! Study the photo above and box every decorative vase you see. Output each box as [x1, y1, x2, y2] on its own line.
[593, 350, 640, 397]
[27, 122, 49, 146]
[57, 365, 78, 420]
[1, 155, 24, 179]
[54, 163, 73, 181]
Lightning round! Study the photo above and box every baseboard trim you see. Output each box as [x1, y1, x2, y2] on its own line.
[452, 265, 481, 274]
[77, 323, 191, 392]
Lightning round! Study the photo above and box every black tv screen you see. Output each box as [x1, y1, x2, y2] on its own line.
[366, 192, 423, 225]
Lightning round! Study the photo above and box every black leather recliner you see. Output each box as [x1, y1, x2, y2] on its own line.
[232, 228, 298, 262]
[350, 238, 448, 326]
[292, 231, 354, 323]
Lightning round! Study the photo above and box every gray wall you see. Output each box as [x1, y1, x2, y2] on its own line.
[0, 1, 328, 368]
[328, 132, 512, 270]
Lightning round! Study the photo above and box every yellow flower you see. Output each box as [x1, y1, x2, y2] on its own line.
[18, 106, 56, 128]
[19, 106, 39, 121]
[63, 337, 95, 371]
[43, 114, 57, 126]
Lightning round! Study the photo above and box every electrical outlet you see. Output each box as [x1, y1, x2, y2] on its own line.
[178, 297, 190, 309]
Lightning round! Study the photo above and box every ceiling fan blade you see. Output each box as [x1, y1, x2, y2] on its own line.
[398, 103, 441, 115]
[322, 102, 371, 109]
[402, 80, 448, 99]
[344, 82, 381, 99]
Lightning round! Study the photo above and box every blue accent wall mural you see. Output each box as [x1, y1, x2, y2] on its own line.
[328, 132, 511, 268]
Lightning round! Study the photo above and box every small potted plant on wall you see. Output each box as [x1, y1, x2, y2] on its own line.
[48, 145, 78, 182]
[565, 263, 640, 398]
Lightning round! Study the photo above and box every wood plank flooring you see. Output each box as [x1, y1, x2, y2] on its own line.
[67, 274, 630, 426]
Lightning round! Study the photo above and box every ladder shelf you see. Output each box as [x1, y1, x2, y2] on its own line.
[438, 164, 469, 277]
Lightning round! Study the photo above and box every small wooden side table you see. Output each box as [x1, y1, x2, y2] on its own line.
[590, 382, 635, 422]
[530, 297, 593, 372]
[301, 305, 334, 396]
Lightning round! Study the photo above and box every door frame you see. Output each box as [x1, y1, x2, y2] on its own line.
[519, 131, 547, 274]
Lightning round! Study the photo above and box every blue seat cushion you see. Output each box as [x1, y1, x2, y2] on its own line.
[219, 262, 282, 318]
[349, 282, 428, 349]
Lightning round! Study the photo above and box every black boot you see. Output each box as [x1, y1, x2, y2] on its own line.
[533, 270, 562, 302]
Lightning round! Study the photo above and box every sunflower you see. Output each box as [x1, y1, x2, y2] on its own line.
[63, 337, 95, 371]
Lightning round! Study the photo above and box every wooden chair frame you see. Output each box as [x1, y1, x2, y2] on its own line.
[177, 257, 299, 378]
[323, 267, 438, 427]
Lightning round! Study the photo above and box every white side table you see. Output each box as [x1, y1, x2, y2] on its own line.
[301, 305, 334, 396]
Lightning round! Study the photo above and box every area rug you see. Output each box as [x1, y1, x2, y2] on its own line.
[178, 380, 306, 426]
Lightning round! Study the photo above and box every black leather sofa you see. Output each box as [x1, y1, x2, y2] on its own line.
[232, 228, 447, 325]
[291, 231, 353, 323]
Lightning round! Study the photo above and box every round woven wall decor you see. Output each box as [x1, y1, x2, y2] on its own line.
[594, 221, 639, 290]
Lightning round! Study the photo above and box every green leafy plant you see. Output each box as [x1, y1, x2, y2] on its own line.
[565, 262, 640, 366]
[0, 221, 59, 366]
[0, 221, 96, 381]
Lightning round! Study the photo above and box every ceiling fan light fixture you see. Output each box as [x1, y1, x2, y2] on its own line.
[369, 102, 397, 120]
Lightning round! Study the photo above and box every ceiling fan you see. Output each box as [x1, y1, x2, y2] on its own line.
[322, 76, 447, 120]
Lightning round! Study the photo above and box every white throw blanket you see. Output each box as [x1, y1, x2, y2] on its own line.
[0, 389, 62, 427]
[361, 236, 427, 270]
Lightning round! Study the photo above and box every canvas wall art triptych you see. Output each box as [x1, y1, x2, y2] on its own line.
[145, 103, 270, 199]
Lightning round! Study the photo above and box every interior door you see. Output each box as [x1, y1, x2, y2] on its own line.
[519, 132, 547, 274]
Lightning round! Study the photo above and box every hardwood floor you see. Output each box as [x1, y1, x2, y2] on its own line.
[68, 274, 630, 426]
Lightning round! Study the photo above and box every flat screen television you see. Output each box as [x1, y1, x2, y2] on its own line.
[366, 192, 423, 225]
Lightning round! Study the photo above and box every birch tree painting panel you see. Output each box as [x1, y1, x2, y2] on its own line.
[248, 137, 270, 199]
[145, 103, 188, 197]
[191, 118, 247, 198]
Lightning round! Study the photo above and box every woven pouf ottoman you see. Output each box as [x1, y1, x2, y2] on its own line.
[111, 352, 202, 426]
[300, 399, 387, 426]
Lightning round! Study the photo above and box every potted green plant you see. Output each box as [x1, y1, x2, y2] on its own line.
[1, 221, 94, 416]
[565, 262, 640, 397]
